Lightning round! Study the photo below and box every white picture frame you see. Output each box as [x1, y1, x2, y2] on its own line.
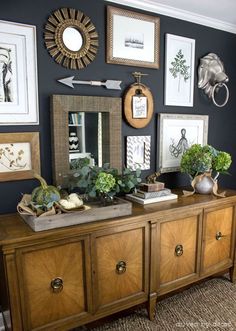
[107, 6, 160, 68]
[158, 114, 208, 173]
[0, 20, 39, 125]
[126, 135, 151, 171]
[164, 34, 195, 107]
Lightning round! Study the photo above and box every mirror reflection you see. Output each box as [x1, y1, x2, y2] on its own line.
[62, 27, 83, 52]
[68, 112, 109, 168]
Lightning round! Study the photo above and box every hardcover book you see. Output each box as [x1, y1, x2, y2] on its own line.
[139, 182, 165, 192]
[125, 193, 178, 205]
[134, 188, 171, 199]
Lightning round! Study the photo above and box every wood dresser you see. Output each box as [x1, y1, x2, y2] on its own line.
[0, 190, 236, 331]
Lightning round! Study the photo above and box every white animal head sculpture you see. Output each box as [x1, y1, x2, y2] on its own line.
[198, 53, 229, 107]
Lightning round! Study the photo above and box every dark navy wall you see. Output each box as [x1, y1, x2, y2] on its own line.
[1, 0, 236, 214]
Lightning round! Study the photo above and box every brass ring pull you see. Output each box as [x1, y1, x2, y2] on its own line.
[175, 244, 184, 257]
[116, 261, 126, 274]
[51, 277, 63, 293]
[216, 231, 223, 240]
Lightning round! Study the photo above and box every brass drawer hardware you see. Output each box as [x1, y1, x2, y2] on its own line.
[216, 231, 223, 240]
[175, 244, 184, 257]
[116, 261, 126, 274]
[51, 277, 63, 293]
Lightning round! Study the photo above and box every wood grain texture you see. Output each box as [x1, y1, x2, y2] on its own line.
[0, 191, 236, 330]
[202, 207, 234, 273]
[95, 228, 144, 307]
[20, 241, 87, 329]
[124, 84, 154, 128]
[160, 216, 198, 285]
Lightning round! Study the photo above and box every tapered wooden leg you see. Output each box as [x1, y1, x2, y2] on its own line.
[229, 266, 236, 283]
[147, 293, 157, 321]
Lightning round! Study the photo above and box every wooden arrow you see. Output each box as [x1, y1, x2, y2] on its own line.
[58, 76, 122, 90]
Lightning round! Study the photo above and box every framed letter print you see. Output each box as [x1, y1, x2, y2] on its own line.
[107, 6, 160, 68]
[0, 20, 39, 125]
[158, 114, 208, 173]
[164, 34, 195, 107]
[0, 132, 40, 181]
[126, 135, 151, 170]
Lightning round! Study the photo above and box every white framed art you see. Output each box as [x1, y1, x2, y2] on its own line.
[0, 20, 39, 125]
[164, 34, 195, 107]
[158, 114, 208, 173]
[126, 135, 151, 170]
[107, 6, 160, 68]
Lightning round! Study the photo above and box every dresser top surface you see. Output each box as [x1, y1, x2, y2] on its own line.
[0, 189, 236, 246]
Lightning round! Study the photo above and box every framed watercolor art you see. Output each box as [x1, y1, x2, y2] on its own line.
[0, 20, 39, 125]
[164, 34, 195, 107]
[0, 132, 40, 181]
[158, 114, 208, 173]
[107, 6, 160, 68]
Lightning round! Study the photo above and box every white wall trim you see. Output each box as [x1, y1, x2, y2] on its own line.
[105, 0, 236, 34]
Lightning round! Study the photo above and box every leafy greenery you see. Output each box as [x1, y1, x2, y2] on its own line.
[169, 49, 190, 91]
[67, 163, 142, 199]
[180, 144, 232, 178]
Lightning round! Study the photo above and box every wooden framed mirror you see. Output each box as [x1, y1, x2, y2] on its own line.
[51, 95, 122, 187]
[44, 8, 99, 69]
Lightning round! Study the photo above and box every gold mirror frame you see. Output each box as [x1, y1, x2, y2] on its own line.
[45, 8, 99, 69]
[51, 95, 122, 187]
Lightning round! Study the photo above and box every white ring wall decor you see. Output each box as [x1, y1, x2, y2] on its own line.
[212, 83, 229, 108]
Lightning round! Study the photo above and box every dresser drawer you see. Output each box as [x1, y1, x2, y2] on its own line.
[201, 206, 235, 275]
[16, 237, 92, 330]
[158, 215, 200, 291]
[92, 224, 149, 311]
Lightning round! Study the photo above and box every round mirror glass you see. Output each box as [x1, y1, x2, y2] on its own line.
[62, 27, 83, 51]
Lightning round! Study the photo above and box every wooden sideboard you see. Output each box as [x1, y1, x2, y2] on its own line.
[0, 190, 236, 330]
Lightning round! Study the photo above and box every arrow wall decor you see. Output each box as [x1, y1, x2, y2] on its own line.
[58, 76, 122, 90]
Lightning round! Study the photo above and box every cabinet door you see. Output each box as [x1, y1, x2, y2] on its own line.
[201, 206, 235, 276]
[92, 223, 149, 312]
[158, 214, 201, 293]
[17, 237, 92, 330]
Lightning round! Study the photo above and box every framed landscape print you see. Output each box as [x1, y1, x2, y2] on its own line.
[164, 34, 195, 107]
[158, 114, 208, 173]
[0, 20, 39, 125]
[126, 135, 151, 170]
[107, 6, 160, 68]
[0, 132, 40, 181]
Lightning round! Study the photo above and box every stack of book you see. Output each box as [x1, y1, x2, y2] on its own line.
[126, 181, 178, 205]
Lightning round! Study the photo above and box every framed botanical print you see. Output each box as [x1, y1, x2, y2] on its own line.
[158, 114, 208, 173]
[0, 20, 39, 125]
[164, 34, 195, 107]
[0, 132, 40, 181]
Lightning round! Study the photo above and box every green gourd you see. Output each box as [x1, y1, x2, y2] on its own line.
[31, 173, 60, 207]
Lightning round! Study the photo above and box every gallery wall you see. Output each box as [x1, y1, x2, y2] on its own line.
[0, 0, 236, 214]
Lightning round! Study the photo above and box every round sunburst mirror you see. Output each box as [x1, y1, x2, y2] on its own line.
[44, 8, 99, 69]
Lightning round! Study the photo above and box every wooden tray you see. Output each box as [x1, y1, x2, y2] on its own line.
[19, 197, 132, 232]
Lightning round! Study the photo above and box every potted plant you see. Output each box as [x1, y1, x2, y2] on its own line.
[66, 162, 142, 203]
[180, 144, 232, 194]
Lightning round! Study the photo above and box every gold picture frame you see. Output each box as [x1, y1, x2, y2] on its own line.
[0, 132, 40, 181]
[107, 6, 160, 68]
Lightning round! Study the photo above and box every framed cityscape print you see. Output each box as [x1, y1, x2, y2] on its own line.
[0, 20, 39, 125]
[164, 34, 195, 107]
[158, 114, 208, 173]
[107, 6, 160, 68]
